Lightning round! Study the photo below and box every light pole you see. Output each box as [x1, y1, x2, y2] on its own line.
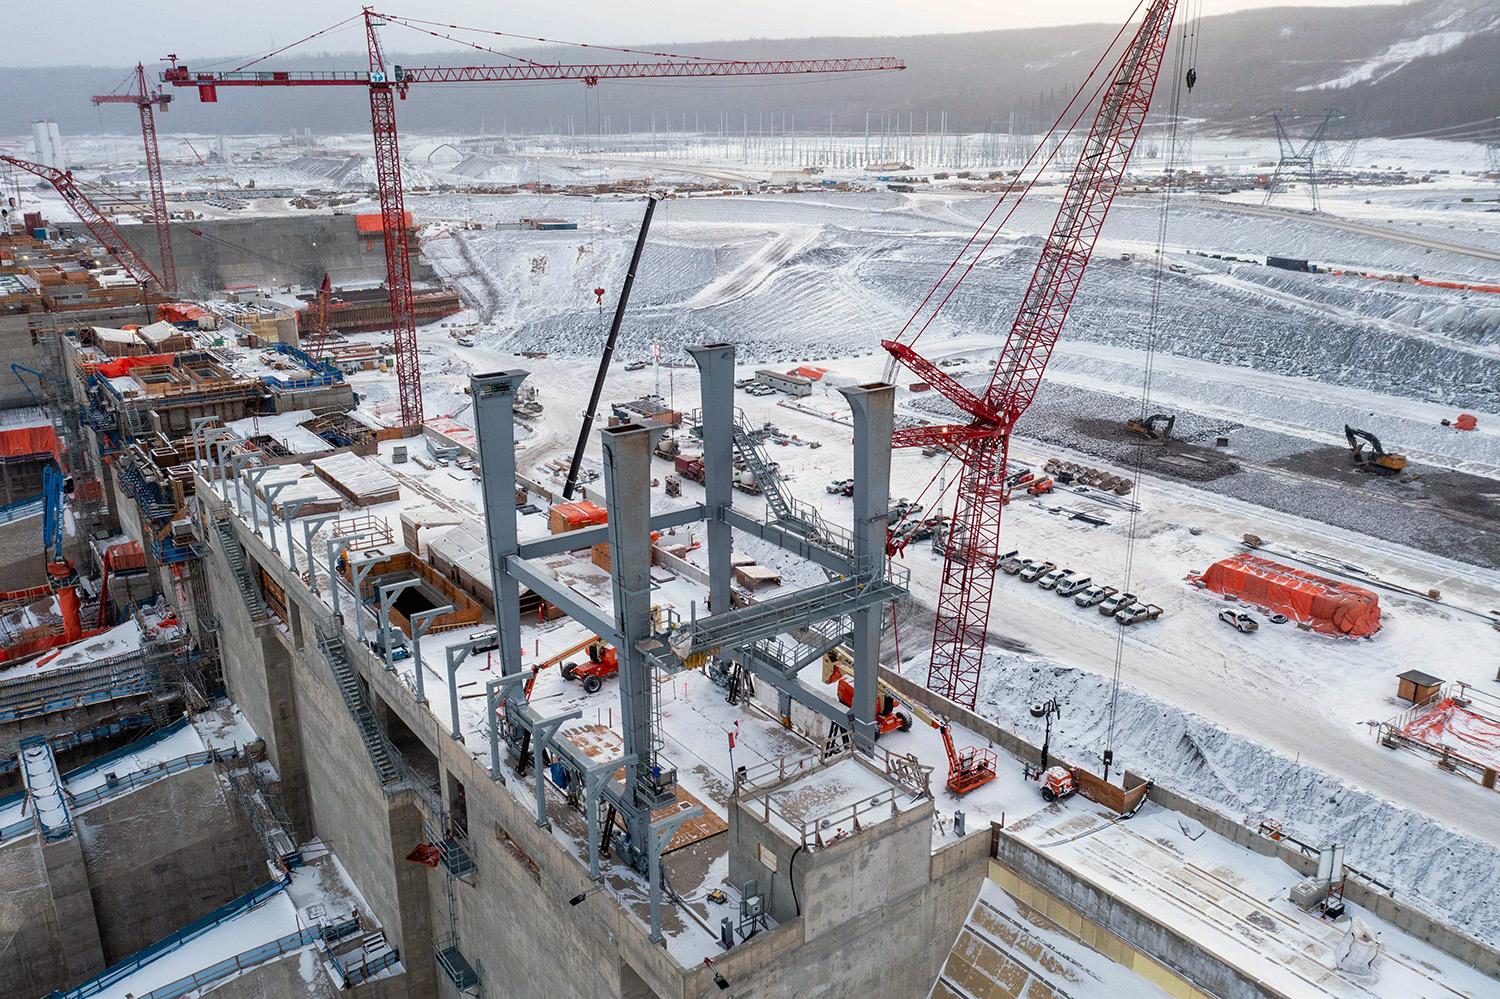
[324, 533, 367, 622]
[377, 578, 422, 670]
[408, 604, 454, 704]
[279, 499, 315, 570]
[301, 513, 341, 594]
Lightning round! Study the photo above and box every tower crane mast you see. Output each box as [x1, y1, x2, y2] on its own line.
[162, 8, 904, 428]
[92, 63, 177, 294]
[884, 0, 1178, 710]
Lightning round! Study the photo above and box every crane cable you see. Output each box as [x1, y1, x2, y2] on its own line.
[1102, 4, 1194, 780]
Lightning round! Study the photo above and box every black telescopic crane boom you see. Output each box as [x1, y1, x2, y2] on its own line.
[563, 196, 658, 500]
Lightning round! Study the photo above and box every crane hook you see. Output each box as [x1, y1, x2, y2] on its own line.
[1185, 67, 1197, 92]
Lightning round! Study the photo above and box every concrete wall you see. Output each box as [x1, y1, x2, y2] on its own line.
[993, 828, 1276, 999]
[75, 762, 265, 963]
[134, 215, 436, 296]
[0, 835, 72, 995]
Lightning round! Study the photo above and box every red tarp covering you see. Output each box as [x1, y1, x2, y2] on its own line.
[355, 211, 414, 234]
[0, 424, 58, 461]
[790, 365, 829, 381]
[92, 353, 175, 378]
[158, 302, 210, 324]
[1198, 553, 1380, 637]
[1398, 698, 1500, 770]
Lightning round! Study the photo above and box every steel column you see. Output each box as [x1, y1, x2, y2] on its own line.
[409, 605, 453, 705]
[687, 344, 735, 617]
[471, 369, 529, 691]
[839, 382, 895, 752]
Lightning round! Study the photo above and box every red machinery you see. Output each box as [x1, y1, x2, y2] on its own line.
[561, 640, 618, 694]
[161, 10, 904, 428]
[882, 0, 1179, 709]
[92, 63, 177, 293]
[1, 156, 167, 291]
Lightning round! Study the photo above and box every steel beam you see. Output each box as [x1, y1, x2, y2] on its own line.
[516, 505, 706, 560]
[599, 422, 664, 848]
[408, 604, 453, 704]
[527, 709, 582, 829]
[687, 343, 735, 617]
[471, 369, 528, 687]
[840, 382, 895, 753]
[504, 557, 620, 644]
[722, 507, 853, 576]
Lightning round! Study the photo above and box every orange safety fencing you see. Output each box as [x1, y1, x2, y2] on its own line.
[87, 353, 177, 379]
[1398, 697, 1500, 770]
[0, 423, 58, 461]
[1196, 553, 1380, 637]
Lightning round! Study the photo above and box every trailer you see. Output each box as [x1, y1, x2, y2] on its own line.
[754, 368, 814, 398]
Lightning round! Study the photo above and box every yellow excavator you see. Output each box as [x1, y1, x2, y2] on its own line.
[1344, 425, 1408, 474]
[1126, 412, 1175, 442]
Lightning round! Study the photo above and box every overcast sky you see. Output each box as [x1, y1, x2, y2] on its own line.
[10, 0, 1373, 67]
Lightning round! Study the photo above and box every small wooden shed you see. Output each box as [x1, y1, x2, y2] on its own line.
[1396, 669, 1443, 704]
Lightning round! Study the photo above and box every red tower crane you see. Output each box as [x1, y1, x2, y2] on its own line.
[1, 156, 167, 291]
[93, 63, 177, 294]
[883, 0, 1178, 710]
[162, 8, 904, 428]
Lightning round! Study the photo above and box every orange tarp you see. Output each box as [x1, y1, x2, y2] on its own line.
[0, 424, 58, 460]
[1198, 553, 1380, 638]
[790, 365, 829, 381]
[548, 500, 607, 535]
[92, 353, 175, 378]
[355, 211, 414, 234]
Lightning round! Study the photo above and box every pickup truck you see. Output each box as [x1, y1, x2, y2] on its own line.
[1115, 603, 1164, 625]
[1037, 567, 1072, 591]
[999, 555, 1028, 576]
[1074, 584, 1116, 607]
[1019, 560, 1056, 583]
[1218, 608, 1259, 633]
[1055, 574, 1092, 597]
[1099, 591, 1136, 616]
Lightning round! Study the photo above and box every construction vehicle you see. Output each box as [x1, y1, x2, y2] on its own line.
[1040, 766, 1076, 802]
[1026, 476, 1055, 496]
[1115, 603, 1164, 626]
[674, 454, 706, 484]
[654, 435, 680, 460]
[521, 635, 602, 698]
[561, 640, 619, 694]
[823, 651, 996, 794]
[1344, 425, 1408, 474]
[1126, 413, 1175, 441]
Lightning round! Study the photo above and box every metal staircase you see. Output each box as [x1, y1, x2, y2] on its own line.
[729, 412, 852, 558]
[315, 630, 404, 788]
[211, 518, 269, 621]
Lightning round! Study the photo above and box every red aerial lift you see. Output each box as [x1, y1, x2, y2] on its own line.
[882, 0, 1180, 710]
[160, 9, 904, 428]
[822, 651, 996, 795]
[561, 640, 619, 695]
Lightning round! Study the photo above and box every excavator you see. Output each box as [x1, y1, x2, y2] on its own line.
[1126, 413, 1175, 442]
[822, 651, 997, 795]
[1344, 425, 1408, 474]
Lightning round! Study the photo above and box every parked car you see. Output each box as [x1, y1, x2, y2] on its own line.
[1218, 609, 1259, 633]
[1055, 574, 1092, 596]
[1115, 603, 1164, 625]
[826, 478, 854, 495]
[1074, 584, 1117, 607]
[1019, 560, 1056, 583]
[999, 555, 1028, 576]
[1038, 567, 1071, 591]
[1099, 591, 1136, 616]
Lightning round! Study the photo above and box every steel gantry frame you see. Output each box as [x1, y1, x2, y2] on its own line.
[161, 8, 904, 428]
[882, 0, 1179, 710]
[92, 63, 177, 293]
[470, 343, 903, 885]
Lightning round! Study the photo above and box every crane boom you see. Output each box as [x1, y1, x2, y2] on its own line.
[1, 156, 166, 291]
[93, 64, 177, 294]
[161, 9, 903, 430]
[883, 0, 1178, 710]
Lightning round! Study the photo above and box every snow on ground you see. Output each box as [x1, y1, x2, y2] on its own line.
[1009, 799, 1500, 996]
[66, 723, 206, 797]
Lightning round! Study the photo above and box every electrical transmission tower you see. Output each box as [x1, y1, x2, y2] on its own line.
[1259, 108, 1344, 211]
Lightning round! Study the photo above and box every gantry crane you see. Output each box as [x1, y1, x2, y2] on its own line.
[162, 8, 904, 428]
[883, 0, 1178, 710]
[93, 63, 177, 293]
[1, 156, 166, 291]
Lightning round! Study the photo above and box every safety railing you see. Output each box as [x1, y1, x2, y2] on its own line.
[47, 877, 293, 999]
[67, 750, 226, 808]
